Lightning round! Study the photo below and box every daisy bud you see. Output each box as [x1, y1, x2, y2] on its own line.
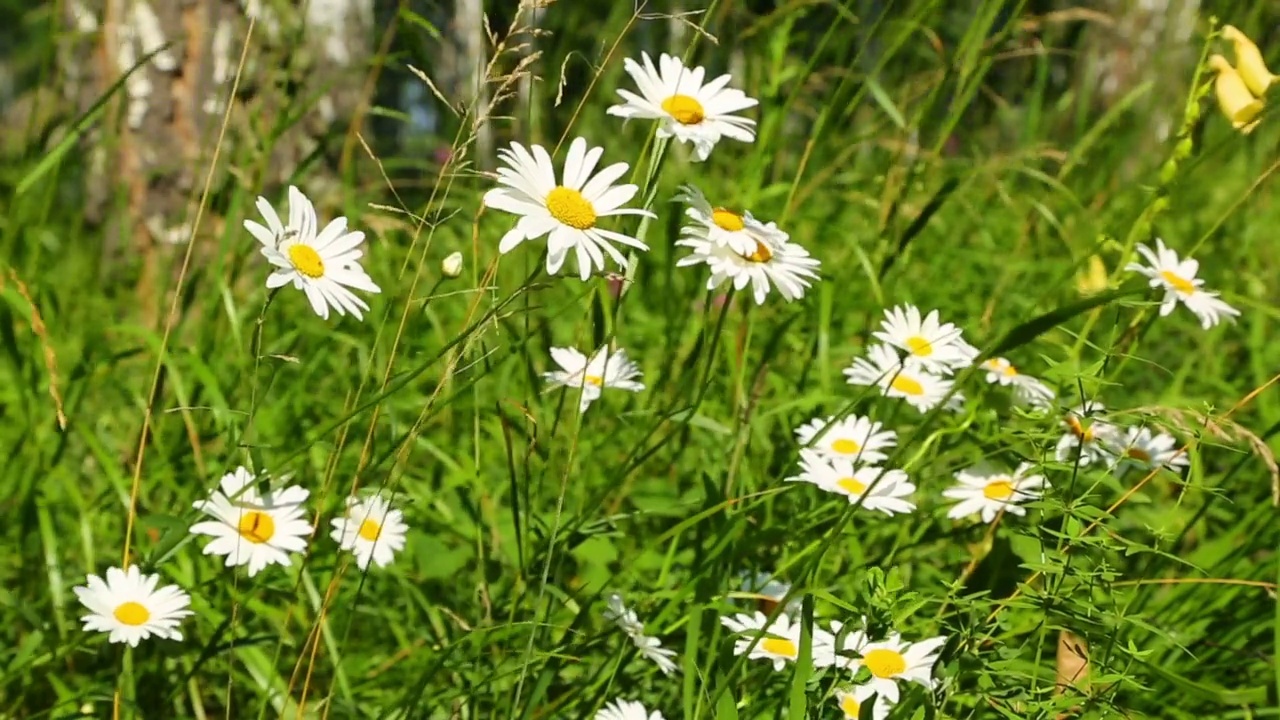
[441, 251, 463, 278]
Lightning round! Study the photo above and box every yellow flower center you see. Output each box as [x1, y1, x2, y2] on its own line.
[113, 601, 151, 626]
[288, 244, 325, 279]
[1004, 364, 1018, 377]
[838, 695, 861, 719]
[237, 511, 276, 544]
[905, 335, 933, 356]
[1126, 447, 1151, 462]
[742, 241, 773, 263]
[358, 518, 382, 542]
[836, 477, 868, 495]
[1159, 270, 1196, 295]
[830, 438, 861, 455]
[760, 636, 799, 659]
[661, 94, 706, 125]
[545, 186, 597, 230]
[1066, 416, 1094, 442]
[862, 648, 907, 678]
[712, 208, 745, 232]
[580, 374, 604, 387]
[890, 374, 924, 396]
[983, 479, 1016, 500]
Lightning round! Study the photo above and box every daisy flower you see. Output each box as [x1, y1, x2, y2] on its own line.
[607, 51, 758, 161]
[543, 346, 644, 413]
[820, 618, 871, 670]
[483, 137, 655, 281]
[596, 699, 665, 720]
[794, 414, 897, 465]
[632, 634, 679, 676]
[1106, 426, 1189, 475]
[787, 452, 917, 516]
[1124, 239, 1240, 329]
[872, 305, 977, 374]
[737, 571, 802, 616]
[245, 185, 381, 320]
[676, 223, 820, 305]
[675, 185, 786, 256]
[1054, 401, 1120, 467]
[720, 611, 837, 671]
[853, 634, 947, 703]
[982, 358, 1058, 409]
[73, 565, 193, 647]
[602, 593, 679, 675]
[189, 466, 313, 577]
[943, 462, 1048, 523]
[329, 494, 408, 570]
[603, 592, 646, 637]
[844, 344, 955, 412]
[836, 684, 891, 720]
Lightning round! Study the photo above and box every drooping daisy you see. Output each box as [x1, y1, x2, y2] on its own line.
[1106, 426, 1189, 475]
[675, 185, 787, 256]
[245, 185, 381, 320]
[794, 414, 897, 465]
[607, 51, 758, 161]
[329, 494, 408, 570]
[982, 358, 1057, 409]
[602, 593, 679, 675]
[543, 346, 644, 413]
[483, 137, 655, 281]
[603, 592, 646, 637]
[1054, 401, 1120, 467]
[1124, 239, 1240, 329]
[787, 452, 917, 516]
[853, 634, 947, 703]
[676, 226, 820, 305]
[872, 305, 977, 374]
[596, 699, 665, 720]
[720, 611, 836, 671]
[73, 565, 193, 647]
[836, 684, 891, 720]
[943, 462, 1048, 523]
[189, 466, 313, 577]
[844, 344, 955, 412]
[737, 571, 802, 616]
[632, 633, 679, 675]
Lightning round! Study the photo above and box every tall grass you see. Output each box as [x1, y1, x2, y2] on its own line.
[0, 1, 1278, 718]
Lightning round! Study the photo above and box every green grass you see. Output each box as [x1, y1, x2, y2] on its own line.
[1, 1, 1279, 718]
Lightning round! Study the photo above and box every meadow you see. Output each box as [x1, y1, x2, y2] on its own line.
[1, 1, 1279, 718]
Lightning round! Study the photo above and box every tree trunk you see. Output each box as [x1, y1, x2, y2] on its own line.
[61, 0, 373, 320]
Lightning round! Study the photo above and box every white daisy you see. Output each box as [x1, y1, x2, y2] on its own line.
[787, 452, 917, 516]
[676, 223, 820, 305]
[1054, 401, 1120, 467]
[872, 305, 977, 374]
[1106, 426, 1189, 475]
[603, 592, 646, 637]
[189, 466, 313, 577]
[794, 414, 897, 465]
[245, 185, 381, 320]
[632, 634, 679, 676]
[821, 618, 871, 670]
[483, 137, 655, 281]
[980, 358, 1056, 410]
[596, 699, 665, 720]
[942, 462, 1048, 523]
[602, 593, 679, 675]
[675, 185, 787, 256]
[836, 684, 891, 720]
[844, 344, 955, 412]
[720, 611, 836, 671]
[73, 565, 193, 647]
[329, 494, 408, 570]
[543, 346, 644, 413]
[607, 51, 758, 161]
[737, 571, 802, 616]
[1124, 239, 1240, 329]
[853, 634, 947, 704]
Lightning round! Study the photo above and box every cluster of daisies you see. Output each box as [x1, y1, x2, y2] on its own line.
[68, 40, 1246, 720]
[74, 466, 408, 647]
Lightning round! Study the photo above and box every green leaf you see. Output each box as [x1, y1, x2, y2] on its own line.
[983, 282, 1147, 358]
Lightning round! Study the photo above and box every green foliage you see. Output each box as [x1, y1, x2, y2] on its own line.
[0, 1, 1278, 719]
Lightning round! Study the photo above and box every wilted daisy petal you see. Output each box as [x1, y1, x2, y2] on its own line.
[329, 494, 408, 570]
[543, 346, 644, 412]
[483, 137, 654, 281]
[189, 466, 314, 577]
[73, 565, 193, 647]
[246, 186, 381, 321]
[1124, 238, 1240, 329]
[607, 52, 758, 161]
